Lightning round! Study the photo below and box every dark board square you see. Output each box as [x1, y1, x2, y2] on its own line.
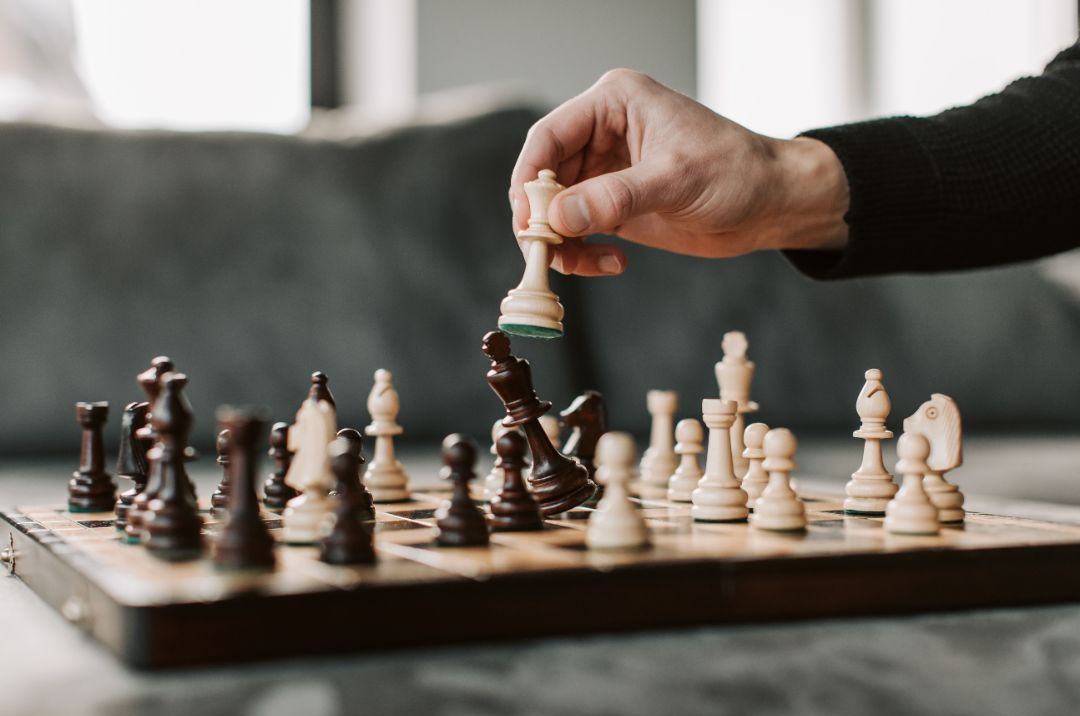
[395, 509, 436, 520]
[76, 519, 115, 528]
[375, 520, 430, 532]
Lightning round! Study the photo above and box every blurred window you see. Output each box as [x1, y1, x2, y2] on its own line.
[73, 0, 310, 133]
[697, 0, 1079, 138]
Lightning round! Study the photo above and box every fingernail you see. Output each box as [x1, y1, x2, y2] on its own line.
[559, 194, 591, 234]
[597, 253, 622, 275]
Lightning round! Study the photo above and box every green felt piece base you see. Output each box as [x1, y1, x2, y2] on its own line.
[845, 509, 886, 517]
[67, 504, 111, 514]
[498, 323, 563, 339]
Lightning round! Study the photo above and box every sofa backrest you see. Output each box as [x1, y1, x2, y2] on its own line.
[2, 108, 1079, 455]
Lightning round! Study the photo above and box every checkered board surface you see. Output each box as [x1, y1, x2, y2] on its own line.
[8, 487, 1080, 609]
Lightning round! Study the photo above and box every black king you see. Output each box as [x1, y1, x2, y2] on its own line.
[481, 330, 596, 514]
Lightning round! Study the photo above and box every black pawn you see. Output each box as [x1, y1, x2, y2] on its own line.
[144, 373, 203, 561]
[69, 402, 115, 512]
[333, 428, 376, 518]
[320, 436, 377, 565]
[489, 430, 544, 531]
[210, 429, 232, 514]
[213, 408, 275, 571]
[434, 434, 489, 547]
[127, 355, 177, 541]
[263, 422, 298, 513]
[308, 371, 336, 407]
[114, 401, 150, 530]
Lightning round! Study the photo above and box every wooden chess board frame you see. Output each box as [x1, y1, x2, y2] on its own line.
[4, 486, 1080, 669]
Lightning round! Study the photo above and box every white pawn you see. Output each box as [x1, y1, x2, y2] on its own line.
[363, 369, 411, 502]
[282, 398, 337, 544]
[715, 331, 759, 479]
[691, 399, 749, 522]
[639, 390, 678, 499]
[483, 419, 517, 502]
[539, 414, 561, 449]
[885, 432, 941, 535]
[740, 422, 770, 508]
[587, 432, 649, 550]
[667, 418, 704, 502]
[751, 428, 806, 531]
[844, 368, 897, 515]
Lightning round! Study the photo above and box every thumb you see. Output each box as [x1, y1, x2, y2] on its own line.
[548, 165, 669, 237]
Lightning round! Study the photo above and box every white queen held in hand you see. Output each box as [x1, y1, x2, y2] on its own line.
[497, 169, 567, 339]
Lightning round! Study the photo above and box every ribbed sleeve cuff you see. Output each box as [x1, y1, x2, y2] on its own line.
[783, 117, 944, 280]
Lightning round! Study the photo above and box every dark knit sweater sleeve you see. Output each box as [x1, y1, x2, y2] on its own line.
[784, 41, 1080, 280]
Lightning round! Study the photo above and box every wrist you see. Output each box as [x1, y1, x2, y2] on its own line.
[765, 136, 850, 252]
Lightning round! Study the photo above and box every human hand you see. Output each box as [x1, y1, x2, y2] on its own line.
[509, 69, 850, 276]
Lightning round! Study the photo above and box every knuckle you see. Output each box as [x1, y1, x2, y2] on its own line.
[597, 174, 636, 221]
[598, 68, 651, 88]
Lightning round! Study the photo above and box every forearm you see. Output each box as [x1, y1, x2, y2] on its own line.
[782, 41, 1080, 280]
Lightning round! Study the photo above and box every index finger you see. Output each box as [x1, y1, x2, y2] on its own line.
[509, 93, 599, 229]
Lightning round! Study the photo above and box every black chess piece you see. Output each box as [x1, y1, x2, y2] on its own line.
[308, 371, 336, 407]
[68, 401, 115, 512]
[210, 429, 232, 514]
[489, 430, 544, 532]
[114, 401, 150, 531]
[333, 428, 375, 518]
[434, 434, 489, 547]
[213, 408, 275, 570]
[560, 390, 606, 480]
[263, 422, 298, 513]
[143, 373, 203, 561]
[319, 436, 377, 565]
[126, 356, 176, 541]
[481, 330, 596, 515]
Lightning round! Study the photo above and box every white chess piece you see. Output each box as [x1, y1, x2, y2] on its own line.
[282, 398, 337, 544]
[691, 399, 749, 522]
[667, 418, 704, 502]
[904, 394, 965, 523]
[483, 419, 517, 502]
[740, 422, 770, 508]
[497, 169, 566, 339]
[844, 369, 897, 515]
[716, 331, 759, 479]
[751, 428, 806, 531]
[539, 414, 561, 450]
[884, 432, 941, 535]
[363, 369, 411, 502]
[639, 390, 678, 499]
[587, 432, 649, 550]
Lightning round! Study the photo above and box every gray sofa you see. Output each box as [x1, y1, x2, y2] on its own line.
[3, 106, 1080, 455]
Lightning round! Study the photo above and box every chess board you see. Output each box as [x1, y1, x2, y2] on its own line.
[5, 486, 1080, 669]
